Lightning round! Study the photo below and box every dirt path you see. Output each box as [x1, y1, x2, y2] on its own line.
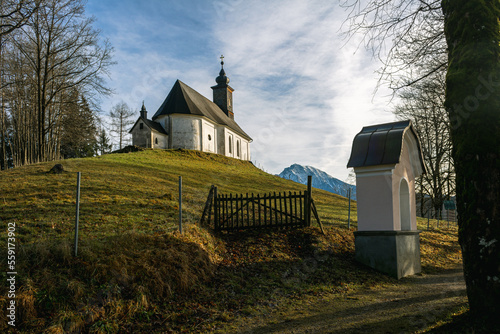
[216, 267, 467, 333]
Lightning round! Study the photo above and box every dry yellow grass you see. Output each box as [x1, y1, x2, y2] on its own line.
[0, 150, 461, 333]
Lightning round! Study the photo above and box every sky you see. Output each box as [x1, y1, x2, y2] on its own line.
[85, 0, 396, 181]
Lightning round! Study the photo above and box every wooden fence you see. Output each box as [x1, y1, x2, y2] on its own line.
[200, 176, 324, 233]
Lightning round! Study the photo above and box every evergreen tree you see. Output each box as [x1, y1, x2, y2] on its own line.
[97, 127, 112, 155]
[60, 92, 98, 158]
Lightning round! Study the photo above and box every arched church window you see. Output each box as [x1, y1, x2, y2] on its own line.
[208, 134, 212, 141]
[155, 137, 158, 145]
[140, 123, 143, 129]
[237, 140, 240, 157]
[229, 137, 232, 153]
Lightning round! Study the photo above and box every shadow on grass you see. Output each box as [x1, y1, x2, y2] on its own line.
[167, 227, 393, 332]
[425, 310, 500, 334]
[236, 293, 468, 334]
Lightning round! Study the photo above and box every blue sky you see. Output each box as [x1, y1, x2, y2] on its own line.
[85, 0, 396, 181]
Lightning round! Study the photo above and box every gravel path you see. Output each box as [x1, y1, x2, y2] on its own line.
[218, 267, 467, 334]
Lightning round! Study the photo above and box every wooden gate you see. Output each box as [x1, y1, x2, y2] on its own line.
[214, 190, 310, 232]
[199, 176, 324, 233]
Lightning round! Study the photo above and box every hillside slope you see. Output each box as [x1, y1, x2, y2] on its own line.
[1, 149, 353, 246]
[0, 150, 461, 333]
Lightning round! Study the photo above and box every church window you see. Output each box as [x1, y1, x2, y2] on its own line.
[237, 140, 240, 157]
[155, 137, 158, 144]
[140, 123, 143, 129]
[229, 137, 232, 154]
[208, 134, 212, 141]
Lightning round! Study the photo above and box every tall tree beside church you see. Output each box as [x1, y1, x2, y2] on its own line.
[60, 91, 98, 158]
[109, 101, 134, 150]
[0, 0, 41, 169]
[11, 0, 113, 163]
[442, 0, 500, 323]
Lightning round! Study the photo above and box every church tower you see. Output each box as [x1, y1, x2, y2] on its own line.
[140, 101, 147, 119]
[211, 55, 234, 119]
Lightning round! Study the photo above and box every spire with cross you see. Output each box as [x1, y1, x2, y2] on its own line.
[212, 54, 234, 118]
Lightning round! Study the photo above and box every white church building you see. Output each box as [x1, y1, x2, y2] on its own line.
[129, 59, 252, 160]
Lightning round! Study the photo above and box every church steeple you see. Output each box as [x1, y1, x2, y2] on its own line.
[211, 55, 234, 119]
[140, 101, 147, 119]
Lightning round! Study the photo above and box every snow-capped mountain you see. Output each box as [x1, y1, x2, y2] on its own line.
[278, 164, 356, 200]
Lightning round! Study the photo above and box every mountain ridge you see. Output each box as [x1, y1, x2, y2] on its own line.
[278, 163, 356, 200]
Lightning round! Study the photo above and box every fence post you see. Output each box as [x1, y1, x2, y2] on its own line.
[347, 187, 351, 229]
[214, 186, 219, 233]
[437, 209, 440, 229]
[306, 175, 312, 227]
[178, 176, 182, 234]
[74, 172, 81, 257]
[427, 208, 430, 230]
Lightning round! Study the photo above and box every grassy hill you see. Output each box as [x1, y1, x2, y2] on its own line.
[1, 149, 354, 244]
[0, 149, 462, 333]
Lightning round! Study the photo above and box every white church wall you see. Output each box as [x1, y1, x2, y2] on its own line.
[238, 136, 250, 161]
[216, 125, 226, 155]
[201, 120, 217, 153]
[156, 116, 170, 135]
[142, 114, 250, 160]
[224, 128, 251, 161]
[170, 115, 201, 150]
[152, 133, 168, 149]
[131, 121, 152, 148]
[242, 140, 251, 160]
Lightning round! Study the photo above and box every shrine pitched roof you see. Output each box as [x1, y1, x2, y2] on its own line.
[347, 120, 426, 173]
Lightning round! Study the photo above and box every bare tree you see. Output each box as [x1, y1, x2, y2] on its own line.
[109, 101, 134, 150]
[0, 0, 41, 169]
[2, 0, 113, 165]
[394, 68, 454, 217]
[0, 0, 40, 38]
[341, 0, 445, 93]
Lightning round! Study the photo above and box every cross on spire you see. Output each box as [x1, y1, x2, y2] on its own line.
[220, 54, 224, 68]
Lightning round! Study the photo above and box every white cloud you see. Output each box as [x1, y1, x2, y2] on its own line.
[87, 0, 396, 180]
[210, 0, 395, 179]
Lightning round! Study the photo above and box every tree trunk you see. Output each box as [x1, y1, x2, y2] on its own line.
[442, 0, 500, 325]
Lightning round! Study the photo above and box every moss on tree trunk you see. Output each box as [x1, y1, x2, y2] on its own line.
[442, 0, 500, 325]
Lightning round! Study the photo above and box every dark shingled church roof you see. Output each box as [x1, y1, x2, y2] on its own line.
[129, 116, 168, 135]
[347, 120, 425, 171]
[152, 80, 252, 141]
[144, 118, 168, 134]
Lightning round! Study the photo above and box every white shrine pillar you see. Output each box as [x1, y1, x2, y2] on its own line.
[347, 120, 427, 279]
